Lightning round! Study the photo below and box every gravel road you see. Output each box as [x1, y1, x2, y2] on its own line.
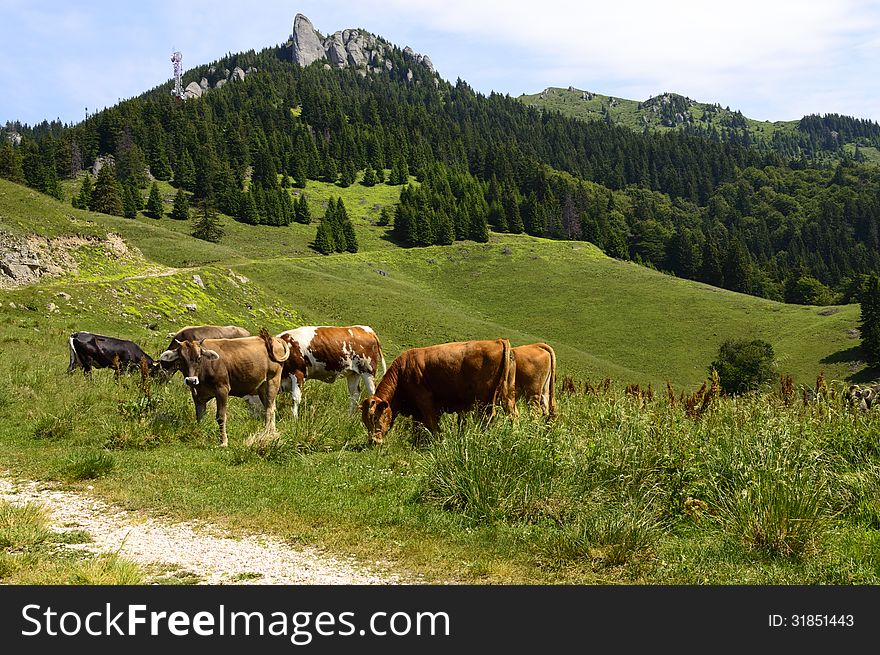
[0, 474, 418, 585]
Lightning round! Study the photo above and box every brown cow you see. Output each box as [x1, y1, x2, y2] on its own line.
[158, 328, 290, 447]
[513, 343, 557, 416]
[159, 325, 252, 378]
[360, 338, 517, 445]
[165, 325, 251, 352]
[274, 325, 387, 416]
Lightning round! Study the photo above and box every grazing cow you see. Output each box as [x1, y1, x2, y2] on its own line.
[158, 328, 290, 447]
[159, 325, 252, 379]
[360, 338, 517, 445]
[68, 331, 154, 376]
[271, 325, 387, 416]
[513, 343, 557, 416]
[849, 383, 880, 412]
[165, 325, 251, 353]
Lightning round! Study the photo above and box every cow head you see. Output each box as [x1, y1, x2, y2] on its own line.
[158, 339, 220, 387]
[361, 396, 393, 444]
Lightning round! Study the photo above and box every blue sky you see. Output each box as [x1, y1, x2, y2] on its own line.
[2, 0, 879, 127]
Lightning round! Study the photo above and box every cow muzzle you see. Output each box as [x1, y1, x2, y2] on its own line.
[184, 376, 200, 386]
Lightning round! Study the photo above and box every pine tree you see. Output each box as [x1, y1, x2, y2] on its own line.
[323, 158, 338, 184]
[313, 220, 334, 254]
[362, 166, 377, 187]
[339, 161, 356, 187]
[145, 181, 164, 219]
[170, 189, 190, 220]
[377, 205, 392, 226]
[858, 274, 880, 366]
[294, 195, 312, 224]
[0, 141, 24, 183]
[191, 195, 224, 243]
[239, 191, 260, 225]
[122, 182, 140, 218]
[173, 149, 196, 192]
[92, 164, 125, 217]
[72, 174, 94, 210]
[335, 197, 352, 252]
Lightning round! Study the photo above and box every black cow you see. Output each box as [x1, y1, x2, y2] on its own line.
[67, 331, 154, 376]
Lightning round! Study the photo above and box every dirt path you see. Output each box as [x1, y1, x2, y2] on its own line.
[0, 474, 418, 585]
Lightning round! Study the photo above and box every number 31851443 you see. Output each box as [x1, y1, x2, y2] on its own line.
[791, 614, 854, 627]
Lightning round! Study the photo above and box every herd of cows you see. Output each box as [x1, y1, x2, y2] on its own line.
[67, 325, 557, 446]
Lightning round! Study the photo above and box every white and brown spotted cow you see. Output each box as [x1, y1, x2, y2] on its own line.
[273, 325, 387, 416]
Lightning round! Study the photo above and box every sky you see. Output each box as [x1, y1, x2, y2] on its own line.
[2, 0, 879, 127]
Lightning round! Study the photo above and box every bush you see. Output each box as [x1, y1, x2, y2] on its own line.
[710, 339, 776, 395]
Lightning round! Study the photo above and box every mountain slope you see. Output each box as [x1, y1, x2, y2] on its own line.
[0, 178, 862, 388]
[518, 86, 880, 164]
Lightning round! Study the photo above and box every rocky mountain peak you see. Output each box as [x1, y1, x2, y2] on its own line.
[288, 13, 436, 78]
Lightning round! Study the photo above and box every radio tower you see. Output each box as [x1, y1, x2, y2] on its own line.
[171, 50, 184, 99]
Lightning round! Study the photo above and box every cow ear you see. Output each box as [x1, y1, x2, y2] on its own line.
[159, 350, 179, 362]
[201, 348, 221, 361]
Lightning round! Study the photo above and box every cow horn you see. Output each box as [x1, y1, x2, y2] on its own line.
[173, 339, 183, 347]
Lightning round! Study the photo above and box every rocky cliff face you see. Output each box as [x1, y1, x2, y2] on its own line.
[288, 14, 436, 78]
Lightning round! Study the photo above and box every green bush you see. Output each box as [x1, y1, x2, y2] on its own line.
[710, 338, 777, 395]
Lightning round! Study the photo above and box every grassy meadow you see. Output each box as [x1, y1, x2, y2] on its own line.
[1, 177, 878, 584]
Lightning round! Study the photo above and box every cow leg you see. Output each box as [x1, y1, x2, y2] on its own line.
[345, 373, 362, 415]
[290, 372, 304, 418]
[264, 380, 280, 434]
[215, 389, 229, 447]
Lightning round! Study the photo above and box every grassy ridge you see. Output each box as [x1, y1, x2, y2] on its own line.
[518, 86, 797, 140]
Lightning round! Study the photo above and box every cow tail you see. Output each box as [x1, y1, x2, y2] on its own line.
[376, 335, 387, 376]
[260, 327, 290, 363]
[545, 344, 557, 417]
[498, 338, 517, 417]
[67, 334, 79, 373]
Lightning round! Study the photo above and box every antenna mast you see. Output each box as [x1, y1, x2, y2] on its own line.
[171, 49, 184, 99]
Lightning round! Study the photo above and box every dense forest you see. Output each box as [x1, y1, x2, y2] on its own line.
[2, 39, 879, 304]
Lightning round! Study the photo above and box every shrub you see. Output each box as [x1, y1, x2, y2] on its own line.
[710, 338, 776, 395]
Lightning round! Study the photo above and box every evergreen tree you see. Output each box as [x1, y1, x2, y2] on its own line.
[145, 181, 164, 219]
[116, 142, 149, 189]
[343, 217, 359, 252]
[170, 189, 191, 221]
[335, 197, 353, 252]
[0, 141, 25, 183]
[122, 182, 140, 218]
[323, 158, 338, 184]
[191, 195, 224, 243]
[292, 157, 308, 188]
[362, 166, 377, 187]
[313, 220, 334, 255]
[238, 191, 260, 225]
[92, 164, 125, 217]
[857, 274, 880, 367]
[339, 161, 356, 187]
[173, 149, 196, 192]
[294, 194, 312, 224]
[377, 205, 392, 226]
[72, 174, 94, 210]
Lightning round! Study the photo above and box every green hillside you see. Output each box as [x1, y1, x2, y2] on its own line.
[0, 178, 863, 389]
[518, 86, 877, 165]
[2, 180, 878, 586]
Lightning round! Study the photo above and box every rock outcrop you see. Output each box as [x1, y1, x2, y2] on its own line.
[287, 13, 437, 78]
